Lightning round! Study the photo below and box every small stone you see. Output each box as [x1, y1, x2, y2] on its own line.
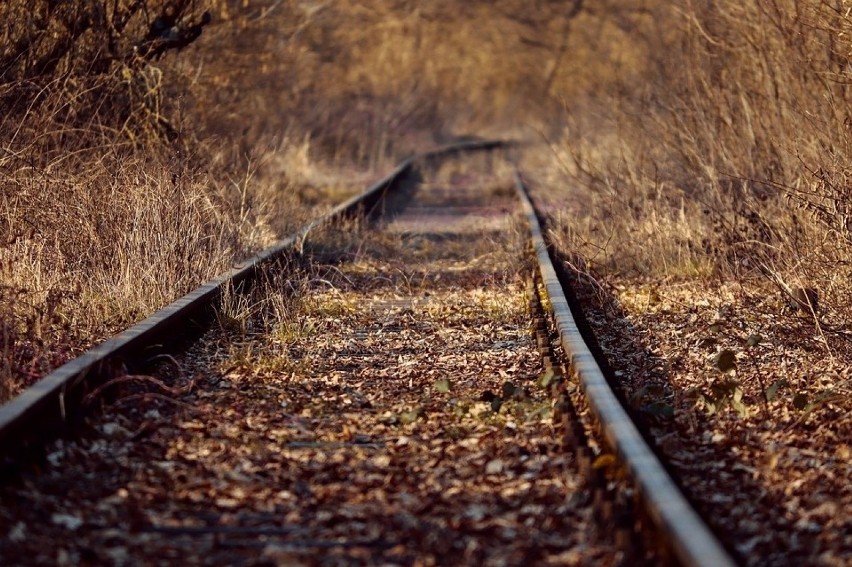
[51, 513, 83, 531]
[485, 459, 504, 474]
[8, 522, 26, 542]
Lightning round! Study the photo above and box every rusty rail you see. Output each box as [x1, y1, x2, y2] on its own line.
[514, 169, 737, 567]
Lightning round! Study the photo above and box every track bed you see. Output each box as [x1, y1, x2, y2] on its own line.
[0, 158, 619, 565]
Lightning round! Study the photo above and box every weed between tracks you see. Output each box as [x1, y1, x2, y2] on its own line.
[80, 184, 624, 565]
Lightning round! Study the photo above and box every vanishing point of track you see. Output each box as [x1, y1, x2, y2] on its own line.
[0, 143, 736, 566]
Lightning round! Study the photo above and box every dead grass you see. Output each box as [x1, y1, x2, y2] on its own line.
[0, 1, 306, 399]
[0, 0, 593, 403]
[12, 0, 852, 405]
[527, 1, 852, 323]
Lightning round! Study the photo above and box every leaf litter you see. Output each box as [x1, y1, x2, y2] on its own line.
[0, 163, 620, 565]
[565, 271, 851, 566]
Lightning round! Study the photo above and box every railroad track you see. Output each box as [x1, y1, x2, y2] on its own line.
[0, 145, 736, 565]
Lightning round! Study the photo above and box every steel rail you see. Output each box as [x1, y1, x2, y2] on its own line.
[514, 170, 737, 567]
[0, 140, 508, 457]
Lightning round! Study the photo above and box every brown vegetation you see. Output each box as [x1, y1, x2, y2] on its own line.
[527, 3, 852, 563]
[0, 0, 296, 399]
[2, 0, 849, 423]
[0, 0, 602, 399]
[1, 1, 850, 562]
[542, 1, 852, 298]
